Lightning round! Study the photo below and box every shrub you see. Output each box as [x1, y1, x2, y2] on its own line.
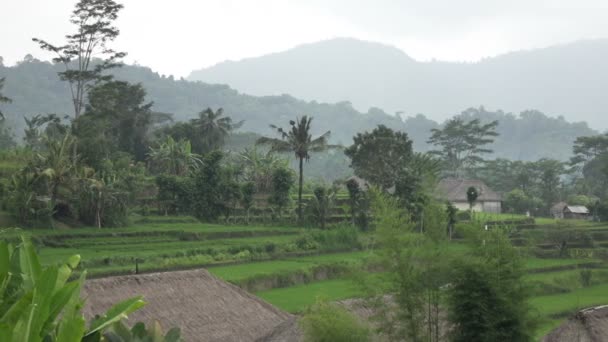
[300, 300, 371, 342]
[580, 269, 593, 287]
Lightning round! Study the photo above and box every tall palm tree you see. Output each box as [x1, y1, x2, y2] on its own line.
[192, 108, 243, 152]
[256, 116, 335, 222]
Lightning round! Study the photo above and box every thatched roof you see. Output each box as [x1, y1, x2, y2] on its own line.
[551, 202, 568, 213]
[436, 178, 501, 202]
[82, 269, 292, 342]
[543, 305, 608, 342]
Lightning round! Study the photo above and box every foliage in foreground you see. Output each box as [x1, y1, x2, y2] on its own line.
[300, 299, 371, 342]
[0, 235, 174, 342]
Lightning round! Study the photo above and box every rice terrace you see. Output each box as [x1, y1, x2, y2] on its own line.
[3, 0, 608, 341]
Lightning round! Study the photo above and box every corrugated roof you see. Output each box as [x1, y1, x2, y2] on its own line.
[565, 206, 590, 214]
[436, 178, 501, 202]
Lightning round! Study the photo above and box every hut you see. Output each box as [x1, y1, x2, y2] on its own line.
[564, 205, 590, 220]
[551, 202, 590, 220]
[82, 268, 292, 342]
[551, 202, 568, 219]
[543, 305, 608, 342]
[436, 179, 502, 213]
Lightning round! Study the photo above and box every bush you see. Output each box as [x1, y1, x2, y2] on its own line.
[456, 210, 471, 221]
[580, 269, 593, 287]
[300, 300, 371, 342]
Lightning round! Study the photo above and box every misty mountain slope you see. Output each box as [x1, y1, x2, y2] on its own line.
[189, 38, 608, 130]
[0, 59, 596, 162]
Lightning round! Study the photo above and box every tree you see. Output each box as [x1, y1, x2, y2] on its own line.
[344, 125, 413, 191]
[428, 118, 498, 177]
[78, 80, 153, 162]
[503, 189, 542, 215]
[346, 178, 362, 225]
[148, 136, 201, 176]
[306, 186, 337, 229]
[448, 229, 536, 341]
[0, 78, 15, 148]
[268, 166, 295, 219]
[257, 116, 335, 222]
[240, 181, 255, 224]
[191, 151, 227, 222]
[0, 77, 11, 120]
[238, 148, 288, 193]
[192, 107, 243, 153]
[535, 158, 566, 211]
[33, 0, 126, 119]
[466, 186, 478, 211]
[35, 133, 78, 207]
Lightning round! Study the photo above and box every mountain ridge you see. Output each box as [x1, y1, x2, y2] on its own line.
[188, 37, 608, 130]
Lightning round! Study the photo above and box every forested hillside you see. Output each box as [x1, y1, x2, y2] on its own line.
[0, 58, 596, 163]
[190, 38, 608, 131]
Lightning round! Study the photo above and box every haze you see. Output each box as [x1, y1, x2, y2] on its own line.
[3, 0, 608, 77]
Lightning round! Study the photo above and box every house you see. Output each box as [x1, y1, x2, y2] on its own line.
[436, 178, 502, 213]
[551, 202, 590, 220]
[564, 205, 590, 219]
[550, 202, 568, 219]
[83, 269, 292, 342]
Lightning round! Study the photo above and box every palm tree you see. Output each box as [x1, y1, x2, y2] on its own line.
[148, 136, 201, 176]
[37, 133, 77, 206]
[238, 148, 288, 193]
[256, 116, 335, 222]
[192, 108, 243, 152]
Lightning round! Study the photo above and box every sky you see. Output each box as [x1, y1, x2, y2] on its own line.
[3, 0, 608, 77]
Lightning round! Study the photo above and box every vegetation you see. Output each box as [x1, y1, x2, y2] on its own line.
[2, 1, 608, 341]
[0, 236, 150, 341]
[257, 116, 336, 222]
[299, 299, 371, 342]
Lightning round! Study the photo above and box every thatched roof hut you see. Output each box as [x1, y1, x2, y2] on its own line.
[543, 305, 608, 342]
[436, 178, 502, 213]
[82, 269, 292, 342]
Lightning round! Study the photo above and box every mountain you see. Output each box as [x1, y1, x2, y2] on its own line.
[0, 58, 596, 164]
[189, 38, 608, 131]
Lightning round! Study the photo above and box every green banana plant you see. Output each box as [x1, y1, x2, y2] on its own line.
[0, 236, 146, 342]
[102, 320, 182, 342]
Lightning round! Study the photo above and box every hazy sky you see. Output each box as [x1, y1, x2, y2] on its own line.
[3, 0, 608, 77]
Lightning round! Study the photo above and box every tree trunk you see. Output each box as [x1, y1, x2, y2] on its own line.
[298, 157, 304, 223]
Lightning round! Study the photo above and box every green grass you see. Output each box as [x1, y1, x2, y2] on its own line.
[209, 251, 372, 282]
[531, 283, 608, 317]
[256, 278, 363, 313]
[524, 257, 600, 270]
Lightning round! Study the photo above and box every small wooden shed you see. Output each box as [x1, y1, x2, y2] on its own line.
[563, 205, 590, 220]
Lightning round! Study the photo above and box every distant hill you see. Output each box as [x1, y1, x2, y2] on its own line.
[189, 38, 608, 131]
[0, 58, 597, 165]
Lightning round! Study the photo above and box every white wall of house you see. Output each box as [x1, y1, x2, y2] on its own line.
[452, 201, 501, 213]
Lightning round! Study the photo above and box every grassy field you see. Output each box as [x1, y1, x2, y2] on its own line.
[3, 214, 608, 340]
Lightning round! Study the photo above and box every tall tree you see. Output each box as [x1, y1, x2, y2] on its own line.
[428, 118, 498, 178]
[257, 116, 334, 222]
[192, 108, 243, 152]
[0, 77, 14, 147]
[0, 77, 11, 120]
[32, 0, 126, 119]
[344, 125, 414, 191]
